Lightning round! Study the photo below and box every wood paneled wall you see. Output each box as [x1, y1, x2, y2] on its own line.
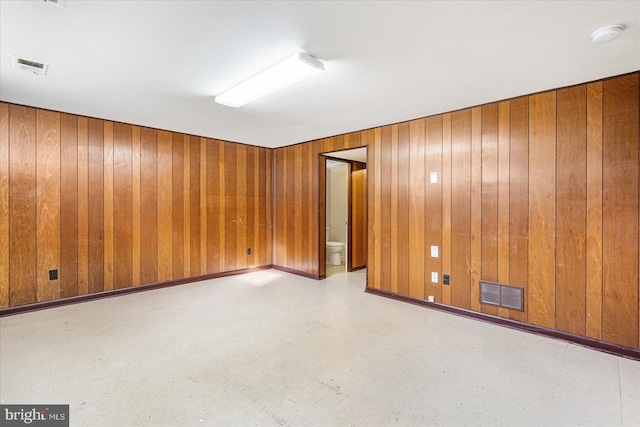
[273, 72, 640, 349]
[0, 103, 272, 308]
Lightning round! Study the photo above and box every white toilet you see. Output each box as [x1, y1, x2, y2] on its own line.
[326, 227, 345, 266]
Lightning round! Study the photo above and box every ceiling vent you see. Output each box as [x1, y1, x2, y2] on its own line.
[12, 56, 49, 76]
[43, 0, 67, 7]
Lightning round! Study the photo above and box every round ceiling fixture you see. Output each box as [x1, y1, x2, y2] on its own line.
[591, 24, 625, 43]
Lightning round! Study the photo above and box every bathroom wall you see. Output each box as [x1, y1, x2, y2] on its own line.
[327, 164, 347, 260]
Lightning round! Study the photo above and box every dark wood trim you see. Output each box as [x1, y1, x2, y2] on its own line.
[273, 265, 323, 280]
[318, 154, 327, 278]
[350, 161, 367, 271]
[365, 287, 640, 361]
[0, 265, 273, 317]
[347, 162, 353, 272]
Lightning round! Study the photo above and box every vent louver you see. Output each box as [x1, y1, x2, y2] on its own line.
[13, 56, 49, 75]
[44, 0, 67, 7]
[480, 281, 524, 311]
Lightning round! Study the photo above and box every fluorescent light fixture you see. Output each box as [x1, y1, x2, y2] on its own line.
[215, 52, 324, 108]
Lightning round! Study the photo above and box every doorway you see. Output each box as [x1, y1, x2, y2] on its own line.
[320, 147, 368, 278]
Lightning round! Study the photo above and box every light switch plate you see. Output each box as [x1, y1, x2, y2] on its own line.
[430, 172, 438, 184]
[431, 272, 438, 283]
[431, 246, 438, 258]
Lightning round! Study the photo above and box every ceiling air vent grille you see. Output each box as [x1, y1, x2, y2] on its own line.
[44, 0, 67, 7]
[13, 56, 49, 76]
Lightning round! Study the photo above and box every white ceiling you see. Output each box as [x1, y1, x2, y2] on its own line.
[1, 1, 638, 149]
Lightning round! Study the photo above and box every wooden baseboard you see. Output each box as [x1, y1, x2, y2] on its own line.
[0, 265, 273, 317]
[365, 287, 640, 361]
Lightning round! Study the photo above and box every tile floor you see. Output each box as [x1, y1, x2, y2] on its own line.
[1, 269, 638, 426]
[325, 262, 346, 277]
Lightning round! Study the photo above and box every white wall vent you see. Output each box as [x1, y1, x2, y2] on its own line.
[13, 56, 49, 76]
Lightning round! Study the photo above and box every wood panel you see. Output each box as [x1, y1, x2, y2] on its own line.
[380, 126, 392, 290]
[9, 105, 37, 306]
[236, 144, 247, 269]
[585, 83, 603, 340]
[266, 147, 273, 267]
[274, 148, 284, 268]
[556, 85, 587, 335]
[397, 124, 410, 296]
[497, 101, 510, 318]
[113, 122, 132, 289]
[87, 118, 104, 294]
[451, 109, 472, 309]
[259, 148, 267, 267]
[301, 143, 310, 271]
[442, 114, 452, 305]
[0, 104, 9, 308]
[481, 104, 498, 315]
[602, 74, 639, 348]
[157, 130, 173, 282]
[77, 117, 89, 295]
[294, 144, 302, 271]
[408, 120, 425, 299]
[470, 107, 482, 312]
[140, 127, 158, 285]
[190, 136, 201, 276]
[132, 126, 141, 286]
[206, 139, 220, 273]
[286, 147, 295, 272]
[183, 135, 191, 277]
[509, 98, 529, 322]
[373, 129, 382, 290]
[60, 113, 78, 298]
[172, 133, 185, 279]
[217, 140, 226, 273]
[103, 121, 114, 291]
[424, 117, 442, 301]
[528, 92, 556, 328]
[225, 142, 237, 271]
[390, 126, 398, 292]
[36, 110, 61, 302]
[200, 138, 207, 274]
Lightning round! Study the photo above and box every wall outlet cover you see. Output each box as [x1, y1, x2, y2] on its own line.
[431, 246, 438, 258]
[431, 272, 438, 283]
[430, 172, 438, 184]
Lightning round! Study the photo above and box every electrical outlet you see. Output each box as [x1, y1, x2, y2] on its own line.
[430, 172, 438, 184]
[431, 272, 438, 283]
[247, 248, 251, 255]
[49, 269, 58, 281]
[431, 246, 438, 258]
[443, 274, 450, 285]
[428, 295, 435, 303]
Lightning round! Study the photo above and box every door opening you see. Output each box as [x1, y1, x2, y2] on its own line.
[320, 147, 367, 278]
